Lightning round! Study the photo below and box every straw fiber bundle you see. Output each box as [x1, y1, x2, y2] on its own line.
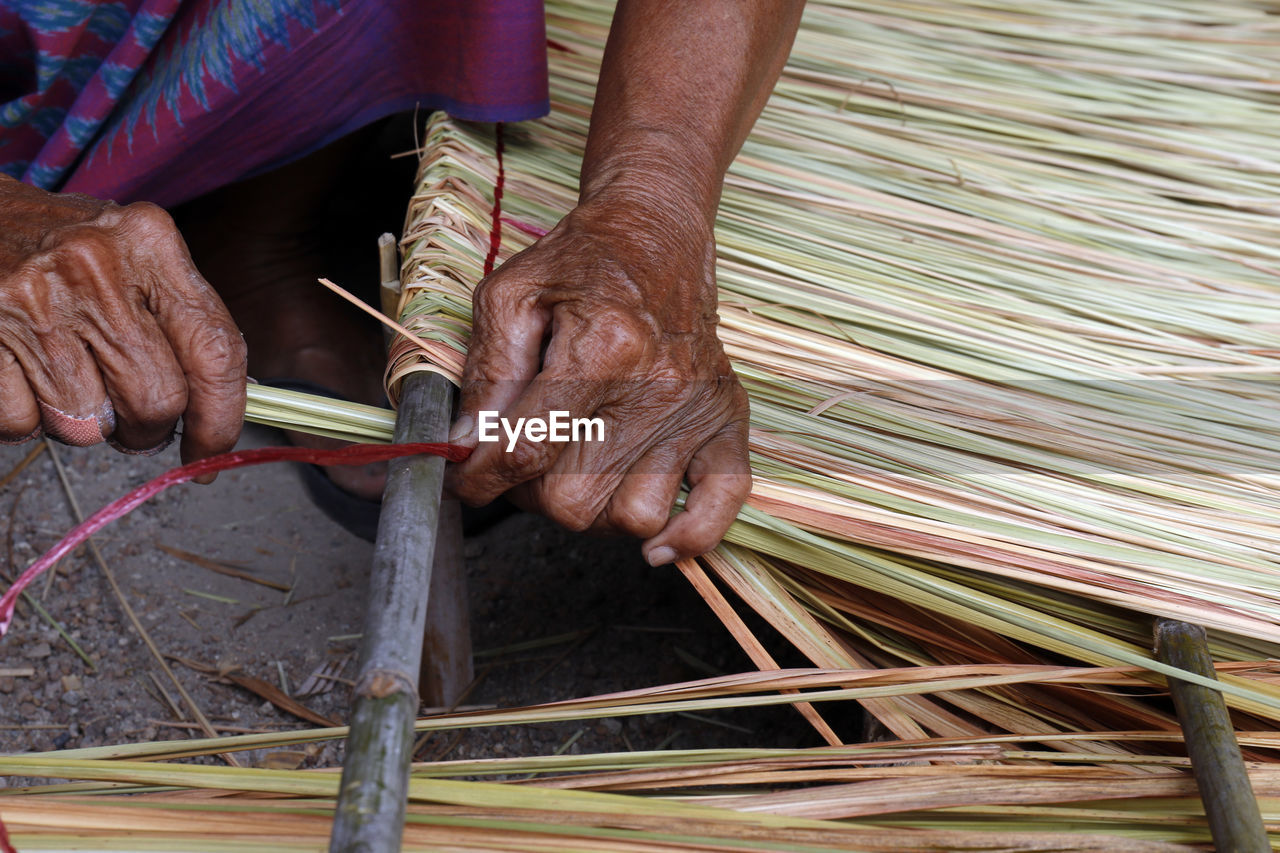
[8, 678, 1280, 850]
[385, 0, 1280, 738]
[6, 0, 1280, 848]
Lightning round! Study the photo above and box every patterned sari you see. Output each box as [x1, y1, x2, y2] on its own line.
[0, 0, 548, 206]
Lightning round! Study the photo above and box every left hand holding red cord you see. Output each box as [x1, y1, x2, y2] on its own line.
[445, 181, 751, 566]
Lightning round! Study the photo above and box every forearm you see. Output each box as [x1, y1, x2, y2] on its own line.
[580, 0, 804, 224]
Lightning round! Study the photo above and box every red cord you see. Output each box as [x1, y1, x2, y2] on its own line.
[0, 812, 15, 853]
[0, 442, 470, 637]
[501, 216, 548, 239]
[483, 122, 506, 277]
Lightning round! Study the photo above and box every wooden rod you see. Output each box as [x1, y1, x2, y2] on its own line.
[1154, 618, 1268, 853]
[329, 369, 452, 853]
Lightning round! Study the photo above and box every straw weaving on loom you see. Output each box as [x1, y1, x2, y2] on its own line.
[393, 0, 1280, 728]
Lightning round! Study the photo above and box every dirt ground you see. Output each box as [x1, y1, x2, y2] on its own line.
[0, 422, 836, 774]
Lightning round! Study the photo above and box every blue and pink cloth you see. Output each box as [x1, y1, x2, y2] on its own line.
[0, 0, 549, 207]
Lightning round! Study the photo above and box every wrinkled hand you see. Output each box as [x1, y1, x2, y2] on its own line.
[447, 188, 751, 565]
[0, 177, 246, 479]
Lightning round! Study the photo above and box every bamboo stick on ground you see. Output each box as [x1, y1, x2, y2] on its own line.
[1154, 618, 1268, 853]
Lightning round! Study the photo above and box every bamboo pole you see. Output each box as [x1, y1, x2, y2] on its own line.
[329, 370, 452, 852]
[1153, 618, 1267, 853]
[330, 235, 462, 850]
[377, 231, 474, 705]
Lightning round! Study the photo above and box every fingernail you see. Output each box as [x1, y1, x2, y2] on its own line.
[448, 414, 474, 445]
[646, 546, 677, 567]
[107, 431, 176, 457]
[96, 400, 117, 437]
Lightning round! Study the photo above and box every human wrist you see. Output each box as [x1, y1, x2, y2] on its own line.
[579, 145, 718, 255]
[581, 122, 724, 219]
[571, 177, 716, 300]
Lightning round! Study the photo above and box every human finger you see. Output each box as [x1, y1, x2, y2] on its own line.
[450, 364, 613, 507]
[11, 324, 116, 447]
[455, 295, 662, 505]
[92, 298, 187, 454]
[641, 420, 752, 566]
[0, 346, 40, 444]
[449, 283, 641, 506]
[589, 443, 686, 538]
[450, 270, 549, 450]
[37, 398, 115, 446]
[119, 204, 246, 478]
[1, 249, 114, 445]
[42, 227, 190, 453]
[500, 415, 650, 533]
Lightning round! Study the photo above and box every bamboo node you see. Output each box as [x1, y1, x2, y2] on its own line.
[357, 669, 415, 700]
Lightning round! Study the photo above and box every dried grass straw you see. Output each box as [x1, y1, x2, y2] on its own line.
[10, 668, 1280, 850]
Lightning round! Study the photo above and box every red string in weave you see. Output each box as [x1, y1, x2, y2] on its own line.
[482, 122, 506, 277]
[0, 442, 470, 637]
[0, 811, 14, 853]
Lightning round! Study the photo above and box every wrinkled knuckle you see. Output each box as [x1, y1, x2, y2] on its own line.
[117, 200, 176, 236]
[3, 267, 63, 339]
[472, 276, 522, 320]
[5, 269, 47, 313]
[591, 310, 649, 362]
[504, 439, 549, 478]
[43, 226, 114, 273]
[546, 498, 596, 533]
[194, 327, 248, 378]
[612, 499, 668, 539]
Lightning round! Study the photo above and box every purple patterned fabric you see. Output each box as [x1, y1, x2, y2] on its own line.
[0, 0, 548, 207]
